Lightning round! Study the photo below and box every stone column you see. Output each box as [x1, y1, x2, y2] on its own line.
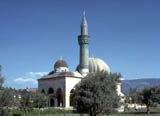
[54, 98, 58, 107]
[64, 93, 70, 108]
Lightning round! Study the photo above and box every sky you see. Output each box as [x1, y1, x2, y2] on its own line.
[0, 0, 160, 89]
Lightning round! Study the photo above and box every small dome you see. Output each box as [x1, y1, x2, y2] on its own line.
[54, 60, 68, 69]
[89, 57, 110, 73]
[54, 59, 69, 72]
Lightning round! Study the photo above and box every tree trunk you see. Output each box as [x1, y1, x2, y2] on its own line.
[38, 108, 40, 116]
[147, 105, 150, 114]
[90, 107, 97, 116]
[89, 111, 97, 116]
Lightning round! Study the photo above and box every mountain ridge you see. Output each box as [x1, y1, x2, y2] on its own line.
[121, 78, 160, 94]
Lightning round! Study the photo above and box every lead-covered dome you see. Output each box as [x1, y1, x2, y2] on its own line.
[54, 59, 69, 72]
[76, 57, 110, 74]
[88, 57, 110, 73]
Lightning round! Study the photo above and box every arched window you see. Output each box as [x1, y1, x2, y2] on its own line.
[41, 89, 45, 93]
[48, 88, 54, 94]
[56, 88, 63, 107]
[70, 89, 75, 106]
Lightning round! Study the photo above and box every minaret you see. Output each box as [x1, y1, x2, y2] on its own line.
[78, 11, 89, 76]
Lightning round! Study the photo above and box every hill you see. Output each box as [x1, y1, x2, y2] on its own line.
[122, 78, 160, 94]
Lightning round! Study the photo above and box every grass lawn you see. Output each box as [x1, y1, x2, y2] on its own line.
[8, 107, 160, 116]
[111, 114, 160, 116]
[10, 112, 160, 116]
[10, 113, 160, 116]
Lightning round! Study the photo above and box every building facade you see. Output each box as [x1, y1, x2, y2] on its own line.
[38, 12, 124, 109]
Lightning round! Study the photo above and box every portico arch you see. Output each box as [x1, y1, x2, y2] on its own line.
[48, 88, 54, 94]
[41, 89, 45, 93]
[56, 88, 63, 107]
[70, 89, 75, 106]
[48, 88, 54, 107]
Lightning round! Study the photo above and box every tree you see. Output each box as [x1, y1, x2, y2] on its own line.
[139, 88, 153, 114]
[32, 91, 47, 108]
[0, 77, 4, 89]
[0, 64, 4, 89]
[19, 91, 32, 116]
[19, 90, 47, 116]
[32, 91, 47, 116]
[0, 88, 17, 116]
[73, 72, 120, 116]
[138, 86, 160, 114]
[0, 88, 16, 107]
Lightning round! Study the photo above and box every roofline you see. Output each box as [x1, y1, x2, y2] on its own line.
[38, 75, 82, 81]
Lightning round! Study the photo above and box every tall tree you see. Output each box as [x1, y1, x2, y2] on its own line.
[0, 88, 17, 116]
[73, 72, 120, 116]
[0, 77, 4, 89]
[139, 88, 152, 114]
[19, 90, 34, 116]
[32, 91, 47, 116]
[19, 90, 47, 116]
[138, 86, 160, 114]
[32, 91, 47, 108]
[0, 88, 17, 107]
[0, 64, 4, 89]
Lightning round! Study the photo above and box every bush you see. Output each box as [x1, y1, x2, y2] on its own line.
[0, 108, 9, 116]
[13, 114, 21, 116]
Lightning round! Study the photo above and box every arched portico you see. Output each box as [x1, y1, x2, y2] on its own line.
[41, 89, 45, 93]
[70, 89, 75, 106]
[48, 88, 54, 107]
[56, 88, 63, 107]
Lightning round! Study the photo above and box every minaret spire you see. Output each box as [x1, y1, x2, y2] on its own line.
[81, 10, 88, 35]
[78, 11, 90, 76]
[83, 10, 85, 15]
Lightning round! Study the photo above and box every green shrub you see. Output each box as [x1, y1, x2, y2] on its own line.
[13, 114, 21, 116]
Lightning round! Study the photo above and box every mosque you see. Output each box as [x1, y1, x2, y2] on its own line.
[38, 12, 124, 110]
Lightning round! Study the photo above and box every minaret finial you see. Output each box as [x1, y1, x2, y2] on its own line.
[83, 10, 85, 17]
[80, 11, 88, 35]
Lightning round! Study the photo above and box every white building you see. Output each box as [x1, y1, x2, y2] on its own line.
[38, 12, 124, 110]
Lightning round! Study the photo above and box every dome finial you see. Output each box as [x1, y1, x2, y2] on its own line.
[60, 56, 63, 60]
[54, 59, 69, 72]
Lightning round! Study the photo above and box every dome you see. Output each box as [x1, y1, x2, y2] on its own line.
[54, 59, 69, 72]
[76, 57, 110, 74]
[88, 57, 110, 73]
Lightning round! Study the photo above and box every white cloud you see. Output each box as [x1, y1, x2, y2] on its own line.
[7, 71, 48, 89]
[26, 72, 48, 78]
[14, 77, 37, 84]
[14, 71, 48, 84]
[120, 78, 125, 81]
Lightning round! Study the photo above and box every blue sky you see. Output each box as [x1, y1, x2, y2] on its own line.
[0, 0, 160, 89]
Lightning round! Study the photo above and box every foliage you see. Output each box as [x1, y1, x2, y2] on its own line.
[0, 64, 4, 89]
[32, 91, 48, 108]
[18, 90, 48, 116]
[20, 91, 32, 115]
[73, 72, 120, 116]
[0, 88, 18, 107]
[125, 88, 142, 106]
[138, 86, 160, 114]
[0, 88, 18, 116]
[0, 77, 4, 89]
